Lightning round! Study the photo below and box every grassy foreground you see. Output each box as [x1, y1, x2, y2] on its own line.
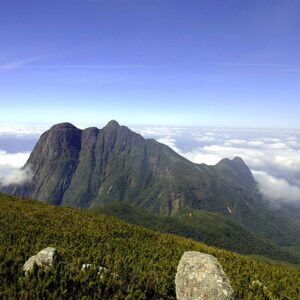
[0, 193, 299, 299]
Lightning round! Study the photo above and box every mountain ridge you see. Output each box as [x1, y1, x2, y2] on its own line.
[7, 121, 255, 211]
[3, 121, 300, 248]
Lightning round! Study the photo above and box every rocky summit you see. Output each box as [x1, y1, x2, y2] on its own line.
[6, 121, 257, 215]
[175, 251, 234, 300]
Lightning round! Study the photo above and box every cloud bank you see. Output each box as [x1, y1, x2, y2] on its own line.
[0, 150, 31, 168]
[0, 165, 33, 186]
[252, 171, 300, 205]
[0, 124, 48, 137]
[0, 150, 32, 186]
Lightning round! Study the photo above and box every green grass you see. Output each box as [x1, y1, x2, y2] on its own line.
[0, 193, 300, 299]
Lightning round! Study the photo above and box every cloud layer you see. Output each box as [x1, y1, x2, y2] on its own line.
[0, 165, 33, 186]
[0, 124, 48, 137]
[0, 150, 32, 186]
[252, 171, 300, 205]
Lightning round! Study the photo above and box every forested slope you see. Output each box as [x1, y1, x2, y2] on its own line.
[98, 202, 300, 264]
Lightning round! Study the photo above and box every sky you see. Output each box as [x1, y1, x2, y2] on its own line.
[0, 0, 299, 128]
[0, 1, 300, 205]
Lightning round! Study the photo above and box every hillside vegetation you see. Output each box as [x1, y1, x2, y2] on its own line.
[0, 193, 299, 299]
[98, 202, 300, 264]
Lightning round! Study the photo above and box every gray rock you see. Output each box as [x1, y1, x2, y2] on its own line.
[23, 247, 59, 274]
[175, 251, 234, 300]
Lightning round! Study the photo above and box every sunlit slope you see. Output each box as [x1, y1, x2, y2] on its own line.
[0, 193, 299, 299]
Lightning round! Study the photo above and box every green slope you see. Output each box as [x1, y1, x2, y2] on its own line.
[98, 202, 300, 264]
[0, 193, 299, 299]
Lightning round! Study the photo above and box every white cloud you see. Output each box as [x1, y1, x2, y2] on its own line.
[0, 124, 48, 137]
[204, 132, 216, 136]
[157, 137, 180, 152]
[267, 143, 288, 150]
[186, 153, 221, 165]
[273, 154, 300, 171]
[182, 139, 300, 171]
[0, 150, 32, 186]
[0, 150, 30, 168]
[0, 165, 33, 186]
[247, 140, 265, 147]
[133, 127, 184, 139]
[225, 139, 248, 145]
[183, 144, 266, 168]
[194, 135, 216, 142]
[253, 171, 300, 204]
[259, 137, 282, 143]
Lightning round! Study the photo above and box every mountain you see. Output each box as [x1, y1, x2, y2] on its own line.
[5, 121, 249, 211]
[1, 193, 299, 299]
[4, 121, 300, 249]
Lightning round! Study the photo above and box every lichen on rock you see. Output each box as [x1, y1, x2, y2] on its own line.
[175, 251, 234, 300]
[23, 247, 59, 274]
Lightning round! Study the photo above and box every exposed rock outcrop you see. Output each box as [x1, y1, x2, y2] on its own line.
[175, 251, 234, 300]
[6, 121, 258, 218]
[23, 247, 59, 274]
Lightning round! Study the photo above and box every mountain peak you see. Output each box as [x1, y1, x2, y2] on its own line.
[218, 156, 247, 168]
[50, 122, 79, 131]
[216, 156, 255, 186]
[229, 156, 249, 169]
[104, 120, 120, 129]
[232, 156, 245, 164]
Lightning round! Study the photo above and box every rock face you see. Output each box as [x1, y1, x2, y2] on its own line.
[5, 122, 257, 216]
[175, 251, 234, 300]
[23, 247, 59, 274]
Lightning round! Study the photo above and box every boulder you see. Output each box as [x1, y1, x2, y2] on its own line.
[23, 247, 59, 274]
[175, 251, 234, 300]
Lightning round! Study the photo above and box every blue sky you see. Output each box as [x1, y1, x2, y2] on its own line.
[0, 0, 299, 128]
